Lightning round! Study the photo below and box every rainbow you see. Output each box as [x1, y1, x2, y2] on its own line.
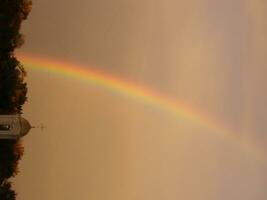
[18, 53, 266, 163]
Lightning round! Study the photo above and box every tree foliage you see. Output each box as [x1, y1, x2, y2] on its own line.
[0, 0, 32, 199]
[0, 140, 24, 182]
[0, 0, 32, 58]
[0, 57, 28, 114]
[0, 181, 16, 200]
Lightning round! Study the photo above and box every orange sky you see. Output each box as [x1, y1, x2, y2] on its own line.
[14, 0, 267, 199]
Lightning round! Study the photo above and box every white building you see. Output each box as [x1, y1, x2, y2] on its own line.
[0, 115, 32, 139]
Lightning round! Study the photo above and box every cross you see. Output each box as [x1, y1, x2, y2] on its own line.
[32, 124, 46, 131]
[40, 124, 45, 131]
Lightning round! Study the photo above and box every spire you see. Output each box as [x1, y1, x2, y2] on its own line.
[31, 124, 45, 131]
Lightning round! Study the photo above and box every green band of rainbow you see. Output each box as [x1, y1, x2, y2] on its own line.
[18, 53, 266, 164]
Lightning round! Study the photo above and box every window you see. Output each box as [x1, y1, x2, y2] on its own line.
[0, 124, 11, 131]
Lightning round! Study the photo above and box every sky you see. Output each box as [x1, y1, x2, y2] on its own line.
[13, 0, 267, 200]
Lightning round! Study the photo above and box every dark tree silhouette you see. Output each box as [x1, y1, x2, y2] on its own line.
[0, 181, 17, 200]
[0, 0, 32, 58]
[0, 0, 32, 199]
[0, 57, 28, 114]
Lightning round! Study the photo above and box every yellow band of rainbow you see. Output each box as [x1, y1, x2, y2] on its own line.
[18, 53, 266, 164]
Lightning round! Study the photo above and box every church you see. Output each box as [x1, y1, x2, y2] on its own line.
[0, 115, 32, 139]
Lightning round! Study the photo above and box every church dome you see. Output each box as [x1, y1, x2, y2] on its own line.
[19, 117, 32, 137]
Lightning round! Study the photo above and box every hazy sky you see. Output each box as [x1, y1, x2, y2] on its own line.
[14, 0, 267, 200]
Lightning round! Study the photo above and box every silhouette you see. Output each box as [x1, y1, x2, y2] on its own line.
[0, 0, 32, 199]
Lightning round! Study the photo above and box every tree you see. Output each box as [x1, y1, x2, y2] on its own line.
[0, 181, 17, 200]
[0, 1, 32, 198]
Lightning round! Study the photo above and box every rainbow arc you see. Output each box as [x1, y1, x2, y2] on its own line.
[18, 53, 266, 163]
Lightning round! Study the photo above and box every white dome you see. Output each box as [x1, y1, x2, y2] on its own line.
[19, 117, 32, 137]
